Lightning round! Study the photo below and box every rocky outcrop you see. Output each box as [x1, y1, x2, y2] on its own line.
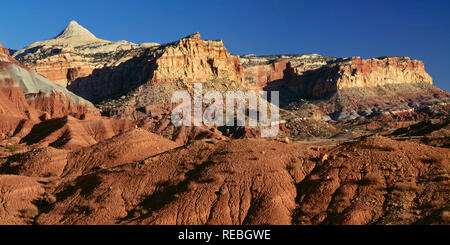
[149, 32, 243, 84]
[13, 21, 149, 88]
[241, 54, 335, 92]
[242, 54, 433, 98]
[242, 54, 448, 122]
[0, 43, 10, 57]
[15, 23, 243, 103]
[0, 42, 99, 138]
[13, 22, 449, 127]
[287, 56, 434, 99]
[31, 54, 96, 87]
[67, 32, 244, 102]
[16, 115, 138, 150]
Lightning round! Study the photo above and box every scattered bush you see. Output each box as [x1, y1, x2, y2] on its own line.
[5, 144, 17, 153]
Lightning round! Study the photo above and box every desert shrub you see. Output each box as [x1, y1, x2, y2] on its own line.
[5, 144, 17, 153]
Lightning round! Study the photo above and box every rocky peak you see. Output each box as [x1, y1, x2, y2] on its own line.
[184, 32, 202, 40]
[0, 43, 9, 56]
[55, 20, 97, 40]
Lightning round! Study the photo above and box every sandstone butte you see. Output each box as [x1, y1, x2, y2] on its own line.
[149, 32, 243, 84]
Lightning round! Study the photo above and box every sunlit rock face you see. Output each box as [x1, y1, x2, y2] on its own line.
[13, 20, 148, 88]
[241, 54, 432, 97]
[148, 32, 243, 84]
[65, 32, 244, 102]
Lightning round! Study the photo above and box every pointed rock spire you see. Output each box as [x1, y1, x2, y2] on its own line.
[55, 20, 97, 40]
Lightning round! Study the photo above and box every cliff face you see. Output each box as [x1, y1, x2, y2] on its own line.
[15, 22, 243, 104]
[13, 22, 448, 123]
[241, 54, 448, 122]
[335, 56, 432, 89]
[150, 33, 243, 84]
[241, 54, 335, 92]
[241, 55, 433, 97]
[288, 57, 447, 121]
[288, 56, 433, 99]
[243, 59, 288, 91]
[67, 32, 244, 102]
[31, 53, 96, 87]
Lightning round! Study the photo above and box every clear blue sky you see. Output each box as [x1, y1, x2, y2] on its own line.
[1, 0, 449, 90]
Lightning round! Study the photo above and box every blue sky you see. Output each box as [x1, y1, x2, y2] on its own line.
[1, 0, 449, 90]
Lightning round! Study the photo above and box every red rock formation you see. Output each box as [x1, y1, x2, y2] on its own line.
[241, 54, 335, 93]
[287, 56, 433, 98]
[26, 91, 97, 119]
[0, 77, 35, 134]
[0, 128, 181, 178]
[0, 42, 107, 148]
[32, 54, 95, 87]
[67, 33, 244, 102]
[150, 33, 243, 84]
[243, 60, 288, 91]
[0, 47, 38, 135]
[0, 43, 9, 56]
[241, 54, 449, 122]
[242, 55, 434, 100]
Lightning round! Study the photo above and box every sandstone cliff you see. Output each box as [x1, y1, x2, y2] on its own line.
[67, 32, 244, 102]
[241, 54, 335, 92]
[242, 54, 448, 122]
[286, 56, 433, 99]
[13, 22, 449, 124]
[241, 54, 433, 97]
[16, 22, 244, 104]
[149, 32, 243, 84]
